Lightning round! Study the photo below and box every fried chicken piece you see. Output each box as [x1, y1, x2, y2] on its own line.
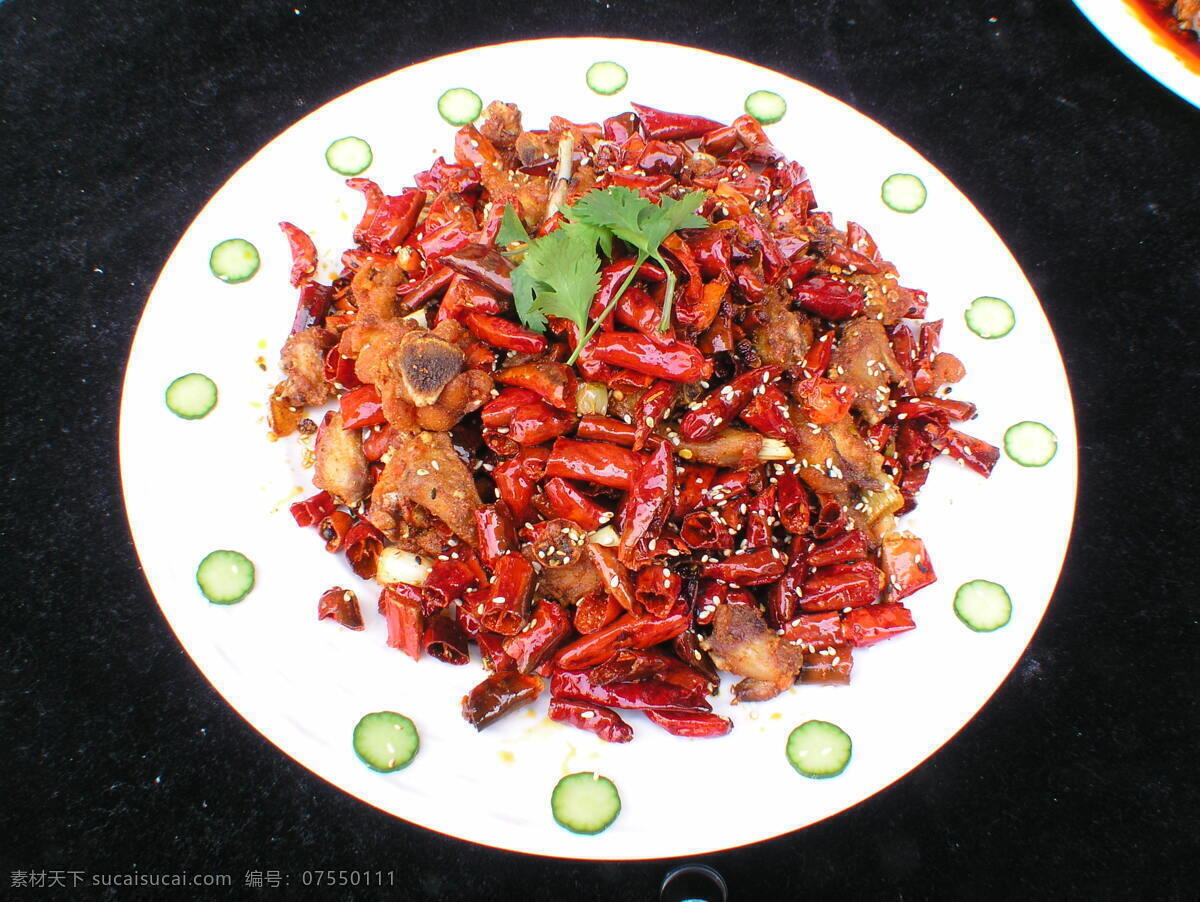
[276, 326, 336, 406]
[349, 254, 408, 320]
[830, 317, 907, 425]
[701, 602, 803, 702]
[368, 431, 481, 546]
[313, 411, 369, 506]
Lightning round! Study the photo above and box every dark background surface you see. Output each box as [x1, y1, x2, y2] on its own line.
[3, 0, 1198, 899]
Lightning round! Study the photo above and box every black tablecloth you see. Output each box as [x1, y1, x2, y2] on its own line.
[4, 1, 1198, 898]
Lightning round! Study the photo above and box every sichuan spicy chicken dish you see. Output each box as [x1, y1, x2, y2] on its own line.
[270, 101, 998, 743]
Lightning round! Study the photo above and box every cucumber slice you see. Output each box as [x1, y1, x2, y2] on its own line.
[208, 238, 260, 283]
[786, 720, 852, 779]
[325, 136, 373, 176]
[165, 373, 217, 420]
[745, 90, 787, 124]
[953, 579, 1012, 632]
[586, 61, 628, 95]
[881, 173, 927, 213]
[551, 772, 621, 834]
[1004, 421, 1057, 467]
[965, 296, 1015, 339]
[353, 711, 420, 773]
[196, 550, 255, 604]
[437, 88, 482, 126]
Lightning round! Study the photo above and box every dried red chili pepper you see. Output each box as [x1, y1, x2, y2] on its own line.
[491, 447, 547, 523]
[680, 366, 782, 441]
[809, 530, 869, 567]
[800, 560, 883, 612]
[423, 612, 471, 665]
[644, 709, 732, 738]
[343, 519, 385, 579]
[812, 495, 850, 540]
[279, 221, 318, 287]
[794, 376, 856, 425]
[346, 179, 424, 253]
[550, 670, 711, 713]
[742, 484, 778, 549]
[766, 535, 807, 628]
[339, 384, 386, 429]
[780, 610, 845, 650]
[494, 361, 577, 411]
[440, 243, 514, 296]
[318, 586, 364, 630]
[674, 463, 717, 517]
[474, 503, 519, 568]
[481, 387, 541, 428]
[436, 274, 503, 324]
[290, 490, 334, 528]
[880, 534, 937, 600]
[585, 542, 638, 614]
[630, 103, 725, 140]
[502, 600, 573, 673]
[462, 672, 543, 730]
[546, 437, 643, 490]
[421, 558, 479, 615]
[543, 477, 609, 531]
[396, 265, 454, 313]
[573, 590, 624, 635]
[503, 401, 574, 446]
[842, 603, 915, 647]
[318, 510, 354, 552]
[379, 584, 424, 660]
[462, 311, 547, 354]
[615, 285, 675, 346]
[547, 699, 634, 743]
[738, 385, 801, 445]
[323, 346, 361, 390]
[792, 275, 865, 320]
[699, 547, 787, 586]
[617, 441, 676, 567]
[800, 646, 854, 683]
[414, 156, 481, 194]
[589, 333, 712, 383]
[480, 552, 535, 636]
[554, 609, 690, 670]
[634, 565, 682, 620]
[291, 282, 333, 334]
[680, 510, 735, 551]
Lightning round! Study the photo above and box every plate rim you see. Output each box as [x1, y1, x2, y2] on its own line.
[1073, 0, 1200, 107]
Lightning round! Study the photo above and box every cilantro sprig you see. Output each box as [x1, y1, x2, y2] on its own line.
[511, 187, 707, 363]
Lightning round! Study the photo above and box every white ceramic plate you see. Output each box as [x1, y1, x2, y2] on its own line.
[120, 37, 1077, 860]
[1074, 0, 1200, 107]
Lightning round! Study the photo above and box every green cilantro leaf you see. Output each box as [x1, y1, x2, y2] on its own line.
[512, 186, 710, 358]
[498, 204, 532, 249]
[511, 222, 601, 337]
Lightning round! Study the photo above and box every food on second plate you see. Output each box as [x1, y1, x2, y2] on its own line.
[271, 100, 999, 743]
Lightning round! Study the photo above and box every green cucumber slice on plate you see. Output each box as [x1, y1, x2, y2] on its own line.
[208, 238, 260, 283]
[965, 296, 1015, 339]
[551, 772, 621, 834]
[165, 373, 217, 420]
[437, 88, 483, 126]
[745, 90, 787, 124]
[953, 580, 1012, 632]
[196, 550, 255, 604]
[325, 136, 373, 175]
[881, 173, 927, 213]
[1004, 421, 1057, 466]
[786, 720, 852, 778]
[585, 61, 628, 95]
[353, 712, 420, 772]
